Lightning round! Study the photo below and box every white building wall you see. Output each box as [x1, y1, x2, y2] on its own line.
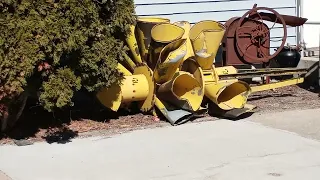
[302, 0, 320, 48]
[134, 0, 298, 49]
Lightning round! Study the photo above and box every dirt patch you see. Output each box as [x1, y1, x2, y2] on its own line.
[1, 85, 319, 145]
[248, 85, 320, 113]
[0, 113, 162, 145]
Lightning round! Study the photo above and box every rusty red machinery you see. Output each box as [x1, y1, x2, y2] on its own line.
[221, 4, 307, 67]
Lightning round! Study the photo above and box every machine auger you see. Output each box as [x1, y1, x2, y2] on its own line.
[96, 4, 309, 125]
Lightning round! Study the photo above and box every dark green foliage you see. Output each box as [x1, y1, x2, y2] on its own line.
[39, 68, 81, 111]
[0, 0, 136, 114]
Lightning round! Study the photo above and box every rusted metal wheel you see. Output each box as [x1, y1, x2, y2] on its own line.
[235, 6, 287, 63]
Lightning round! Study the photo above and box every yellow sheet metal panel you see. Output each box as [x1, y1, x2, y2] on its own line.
[137, 17, 170, 23]
[136, 17, 170, 62]
[202, 69, 219, 84]
[190, 21, 226, 70]
[122, 52, 136, 72]
[117, 63, 132, 76]
[121, 74, 149, 102]
[154, 96, 167, 116]
[157, 71, 203, 111]
[134, 65, 156, 112]
[154, 39, 187, 84]
[216, 66, 238, 75]
[193, 35, 216, 69]
[251, 78, 304, 93]
[173, 21, 191, 39]
[96, 64, 150, 112]
[189, 20, 226, 41]
[216, 81, 251, 109]
[174, 21, 195, 60]
[149, 23, 185, 69]
[151, 23, 184, 43]
[126, 25, 143, 64]
[180, 59, 205, 101]
[205, 80, 251, 111]
[96, 83, 122, 112]
[96, 74, 150, 112]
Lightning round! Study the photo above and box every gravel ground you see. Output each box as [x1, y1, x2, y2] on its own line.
[0, 113, 162, 145]
[1, 85, 319, 145]
[248, 85, 320, 113]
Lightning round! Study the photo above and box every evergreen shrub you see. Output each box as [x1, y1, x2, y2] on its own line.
[0, 0, 136, 126]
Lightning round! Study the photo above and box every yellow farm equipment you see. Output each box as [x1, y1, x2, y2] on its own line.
[96, 12, 308, 125]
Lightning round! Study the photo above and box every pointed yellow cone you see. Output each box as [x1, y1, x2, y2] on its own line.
[136, 17, 170, 62]
[180, 59, 205, 101]
[149, 23, 185, 69]
[173, 21, 195, 60]
[154, 39, 187, 84]
[205, 80, 251, 111]
[190, 20, 226, 70]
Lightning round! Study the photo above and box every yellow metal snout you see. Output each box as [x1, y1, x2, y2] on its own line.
[205, 80, 251, 110]
[190, 20, 226, 70]
[157, 71, 204, 112]
[96, 64, 155, 112]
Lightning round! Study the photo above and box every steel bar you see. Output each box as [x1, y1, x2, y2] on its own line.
[250, 78, 305, 93]
[249, 12, 307, 27]
[305, 21, 320, 25]
[236, 68, 307, 72]
[219, 68, 307, 80]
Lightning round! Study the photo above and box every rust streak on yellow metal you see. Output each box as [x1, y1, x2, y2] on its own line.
[251, 78, 305, 93]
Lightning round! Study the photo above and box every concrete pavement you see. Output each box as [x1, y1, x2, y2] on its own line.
[248, 108, 320, 141]
[1, 109, 320, 180]
[0, 170, 12, 180]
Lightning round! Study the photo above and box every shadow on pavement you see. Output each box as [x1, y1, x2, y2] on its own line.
[44, 126, 78, 144]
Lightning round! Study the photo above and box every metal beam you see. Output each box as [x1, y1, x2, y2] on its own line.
[219, 68, 307, 80]
[305, 21, 320, 25]
[251, 78, 305, 93]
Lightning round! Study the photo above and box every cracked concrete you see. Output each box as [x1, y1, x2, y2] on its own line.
[1, 109, 320, 180]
